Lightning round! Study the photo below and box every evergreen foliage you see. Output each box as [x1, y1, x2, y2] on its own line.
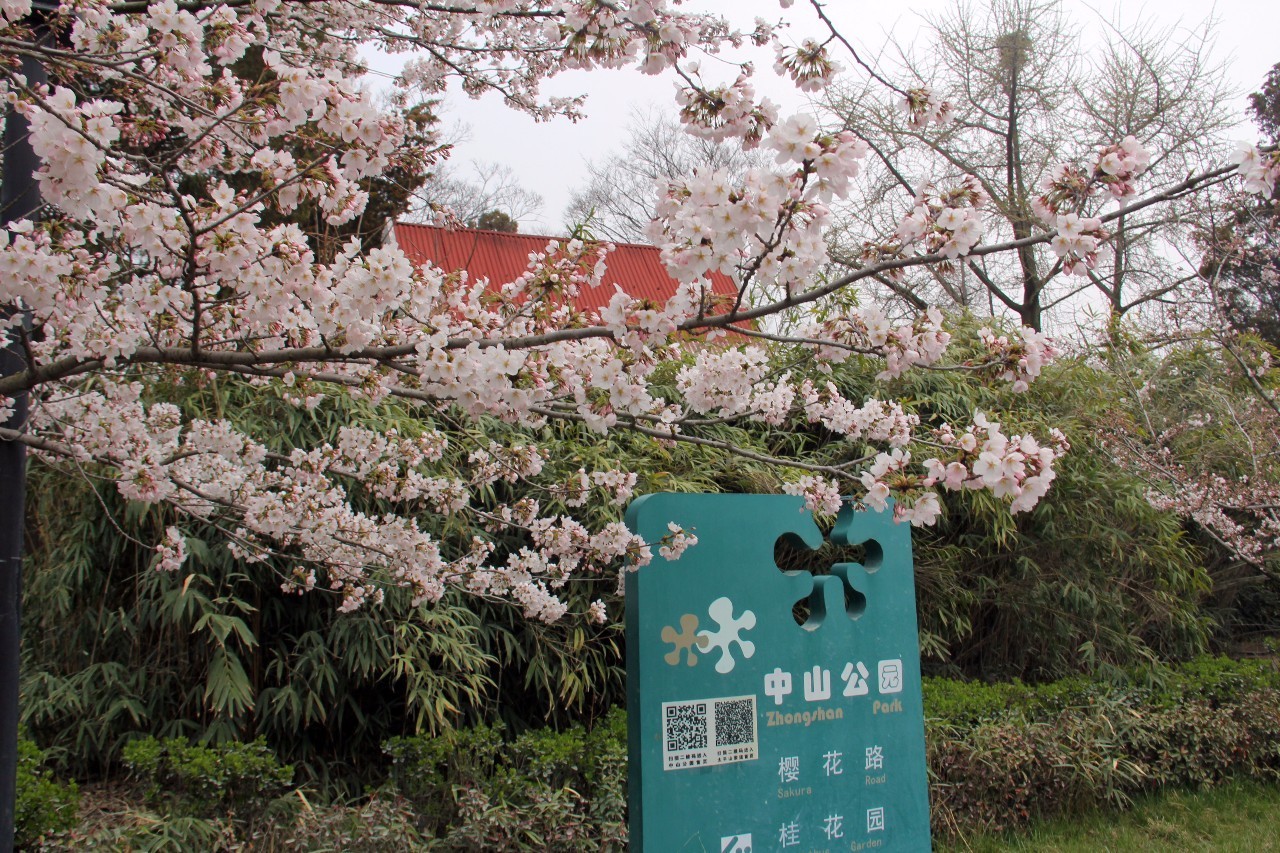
[14, 733, 78, 848]
[122, 736, 294, 818]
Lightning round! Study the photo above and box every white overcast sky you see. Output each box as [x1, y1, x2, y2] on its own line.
[379, 1, 1280, 235]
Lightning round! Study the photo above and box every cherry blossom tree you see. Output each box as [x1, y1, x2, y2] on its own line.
[0, 0, 1270, 646]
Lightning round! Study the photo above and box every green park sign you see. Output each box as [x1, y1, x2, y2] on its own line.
[625, 494, 930, 852]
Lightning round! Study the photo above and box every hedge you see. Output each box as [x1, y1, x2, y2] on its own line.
[26, 656, 1280, 849]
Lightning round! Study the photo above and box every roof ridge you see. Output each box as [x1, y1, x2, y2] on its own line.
[393, 220, 664, 252]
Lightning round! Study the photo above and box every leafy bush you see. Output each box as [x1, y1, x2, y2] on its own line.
[1157, 655, 1280, 705]
[925, 657, 1280, 840]
[383, 707, 628, 850]
[122, 735, 293, 819]
[383, 722, 505, 830]
[899, 353, 1213, 681]
[928, 699, 1145, 836]
[1120, 699, 1251, 790]
[15, 733, 79, 848]
[37, 795, 426, 852]
[921, 676, 1035, 724]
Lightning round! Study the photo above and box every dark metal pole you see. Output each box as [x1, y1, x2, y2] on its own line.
[1, 14, 49, 851]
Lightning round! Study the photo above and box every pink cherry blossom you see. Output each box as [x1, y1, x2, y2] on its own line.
[0, 0, 1243, 624]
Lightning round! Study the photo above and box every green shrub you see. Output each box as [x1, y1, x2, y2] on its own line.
[383, 722, 505, 831]
[36, 795, 429, 852]
[122, 735, 293, 819]
[1120, 699, 1251, 790]
[930, 720, 1074, 835]
[1234, 687, 1280, 779]
[924, 660, 1280, 841]
[922, 676, 1035, 724]
[383, 707, 628, 850]
[1163, 655, 1280, 705]
[15, 733, 79, 848]
[580, 707, 628, 846]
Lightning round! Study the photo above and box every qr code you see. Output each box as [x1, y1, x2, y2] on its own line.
[713, 698, 755, 747]
[664, 701, 708, 753]
[662, 695, 757, 771]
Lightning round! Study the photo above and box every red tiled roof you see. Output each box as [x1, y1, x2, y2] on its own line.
[391, 222, 741, 316]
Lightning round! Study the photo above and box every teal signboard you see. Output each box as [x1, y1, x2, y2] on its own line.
[625, 494, 930, 852]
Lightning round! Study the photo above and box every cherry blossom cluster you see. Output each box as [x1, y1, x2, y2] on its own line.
[676, 71, 779, 147]
[2, 193, 972, 623]
[554, 468, 640, 508]
[649, 114, 866, 298]
[1034, 137, 1152, 221]
[783, 475, 844, 517]
[924, 413, 1069, 513]
[656, 522, 699, 561]
[28, 379, 675, 619]
[854, 449, 944, 527]
[676, 346, 794, 423]
[560, 0, 713, 76]
[1094, 136, 1152, 199]
[1047, 213, 1108, 277]
[403, 1, 750, 119]
[973, 326, 1060, 392]
[1145, 471, 1280, 565]
[1104, 361, 1280, 562]
[894, 177, 989, 260]
[853, 412, 1068, 526]
[774, 39, 841, 93]
[1026, 138, 1155, 277]
[799, 381, 917, 446]
[494, 237, 613, 311]
[801, 306, 953, 380]
[1100, 363, 1280, 569]
[1233, 143, 1280, 197]
[901, 86, 954, 129]
[1032, 163, 1093, 222]
[154, 527, 188, 573]
[1, 0, 30, 26]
